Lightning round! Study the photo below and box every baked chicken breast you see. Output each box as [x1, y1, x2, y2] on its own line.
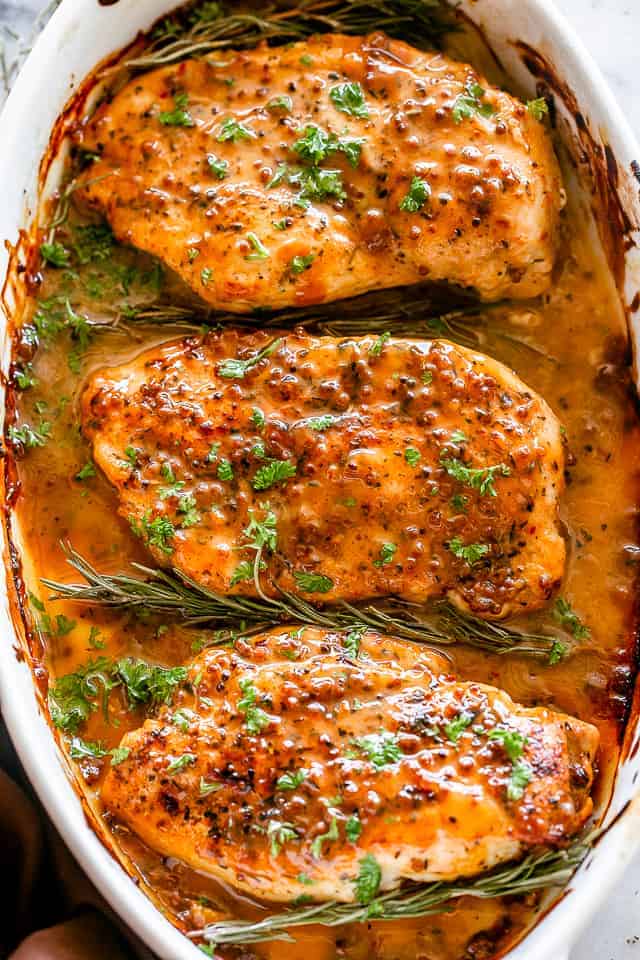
[81, 329, 566, 618]
[77, 32, 562, 310]
[102, 627, 598, 903]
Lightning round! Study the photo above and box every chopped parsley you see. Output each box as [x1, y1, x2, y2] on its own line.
[447, 537, 489, 565]
[292, 125, 364, 168]
[243, 508, 278, 554]
[206, 153, 228, 178]
[422, 370, 433, 385]
[267, 820, 299, 857]
[251, 407, 265, 429]
[553, 597, 590, 640]
[354, 731, 403, 768]
[343, 627, 364, 659]
[353, 853, 381, 904]
[294, 570, 334, 593]
[114, 658, 187, 707]
[305, 413, 336, 430]
[159, 92, 194, 127]
[548, 639, 567, 665]
[230, 560, 258, 586]
[237, 678, 270, 734]
[167, 753, 196, 774]
[8, 421, 51, 449]
[330, 81, 369, 119]
[217, 337, 282, 379]
[69, 737, 108, 760]
[373, 542, 397, 568]
[266, 94, 293, 113]
[129, 512, 176, 555]
[217, 459, 234, 481]
[216, 117, 255, 142]
[404, 446, 421, 467]
[452, 80, 495, 124]
[199, 777, 223, 797]
[40, 241, 70, 267]
[527, 97, 549, 121]
[368, 331, 390, 357]
[311, 815, 339, 857]
[75, 461, 96, 481]
[399, 176, 431, 213]
[200, 267, 213, 285]
[252, 458, 297, 490]
[444, 711, 474, 743]
[109, 746, 130, 766]
[245, 232, 270, 261]
[290, 253, 316, 275]
[450, 493, 469, 513]
[507, 761, 533, 801]
[440, 456, 510, 497]
[345, 814, 362, 843]
[15, 364, 37, 389]
[276, 769, 306, 791]
[450, 429, 467, 443]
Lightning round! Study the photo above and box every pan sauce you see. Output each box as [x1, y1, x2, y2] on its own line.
[4, 13, 640, 960]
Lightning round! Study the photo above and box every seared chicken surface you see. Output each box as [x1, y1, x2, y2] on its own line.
[77, 32, 562, 310]
[102, 627, 598, 903]
[82, 330, 566, 617]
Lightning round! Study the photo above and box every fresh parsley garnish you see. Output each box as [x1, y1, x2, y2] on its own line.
[252, 459, 297, 490]
[373, 542, 397, 568]
[75, 461, 96, 481]
[237, 678, 270, 734]
[267, 820, 299, 857]
[217, 338, 282, 379]
[267, 94, 293, 113]
[447, 537, 489, 565]
[440, 456, 510, 497]
[553, 598, 590, 640]
[217, 459, 234, 482]
[276, 769, 306, 791]
[311, 816, 339, 857]
[404, 447, 421, 467]
[129, 512, 176, 555]
[330, 81, 369, 119]
[245, 232, 270, 261]
[290, 253, 316, 275]
[353, 853, 381, 904]
[294, 570, 334, 593]
[345, 813, 362, 843]
[159, 92, 194, 127]
[527, 97, 549, 121]
[368, 331, 390, 357]
[354, 731, 403, 768]
[399, 176, 431, 212]
[444, 711, 474, 744]
[167, 753, 196, 774]
[206, 153, 228, 178]
[40, 241, 70, 268]
[452, 80, 495, 124]
[216, 117, 255, 141]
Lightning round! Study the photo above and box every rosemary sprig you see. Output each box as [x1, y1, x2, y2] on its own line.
[122, 0, 457, 72]
[108, 287, 551, 361]
[42, 545, 561, 658]
[192, 832, 594, 945]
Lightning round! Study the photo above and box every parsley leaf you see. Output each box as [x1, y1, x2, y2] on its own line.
[206, 153, 228, 178]
[267, 820, 298, 857]
[245, 232, 270, 261]
[218, 338, 282, 379]
[373, 542, 397, 568]
[440, 456, 510, 497]
[252, 458, 297, 491]
[399, 176, 431, 213]
[40, 241, 70, 268]
[330, 81, 369, 119]
[404, 447, 421, 467]
[267, 94, 293, 113]
[354, 731, 403, 768]
[290, 253, 316, 275]
[553, 598, 590, 640]
[129, 512, 175, 555]
[527, 97, 549, 121]
[159, 92, 194, 127]
[8, 421, 51, 449]
[345, 814, 362, 843]
[217, 459, 234, 482]
[114, 658, 187, 707]
[76, 461, 96, 481]
[311, 816, 339, 857]
[353, 853, 381, 904]
[167, 753, 196, 774]
[447, 537, 489, 565]
[343, 626, 364, 659]
[216, 117, 255, 141]
[368, 331, 390, 357]
[452, 80, 495, 124]
[444, 711, 474, 744]
[276, 769, 306, 791]
[294, 570, 334, 594]
[507, 760, 533, 801]
[237, 678, 271, 734]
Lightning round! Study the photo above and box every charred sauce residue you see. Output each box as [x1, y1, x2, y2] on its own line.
[0, 9, 639, 960]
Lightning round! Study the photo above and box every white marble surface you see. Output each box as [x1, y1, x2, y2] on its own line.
[1, 0, 639, 957]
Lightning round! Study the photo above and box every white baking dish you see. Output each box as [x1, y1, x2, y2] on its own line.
[1, 1, 639, 958]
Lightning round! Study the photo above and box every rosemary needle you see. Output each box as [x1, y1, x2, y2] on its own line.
[191, 832, 594, 945]
[43, 544, 561, 658]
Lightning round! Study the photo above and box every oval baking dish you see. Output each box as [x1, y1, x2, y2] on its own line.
[1, 2, 640, 959]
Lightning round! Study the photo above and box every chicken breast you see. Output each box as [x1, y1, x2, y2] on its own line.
[81, 329, 566, 618]
[101, 627, 598, 903]
[77, 32, 562, 310]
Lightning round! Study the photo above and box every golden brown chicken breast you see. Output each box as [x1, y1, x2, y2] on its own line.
[81, 329, 565, 618]
[77, 32, 562, 310]
[101, 627, 598, 903]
